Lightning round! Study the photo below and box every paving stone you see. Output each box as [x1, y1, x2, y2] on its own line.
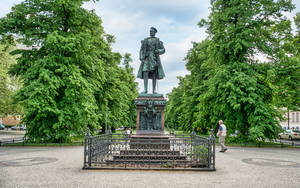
[0, 146, 300, 188]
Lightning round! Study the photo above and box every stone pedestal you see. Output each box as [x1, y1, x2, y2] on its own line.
[134, 94, 167, 134]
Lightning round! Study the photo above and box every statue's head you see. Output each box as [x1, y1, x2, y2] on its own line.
[150, 27, 157, 37]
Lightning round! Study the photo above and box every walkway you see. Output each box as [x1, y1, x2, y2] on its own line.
[0, 146, 299, 188]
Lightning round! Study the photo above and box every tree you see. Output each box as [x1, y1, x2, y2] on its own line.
[274, 13, 300, 111]
[165, 40, 212, 133]
[166, 0, 295, 141]
[121, 53, 138, 128]
[198, 0, 295, 141]
[0, 43, 22, 117]
[0, 0, 137, 142]
[99, 53, 137, 132]
[165, 76, 185, 130]
[273, 13, 300, 128]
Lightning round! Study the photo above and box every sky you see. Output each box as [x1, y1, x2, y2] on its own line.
[1, 0, 299, 96]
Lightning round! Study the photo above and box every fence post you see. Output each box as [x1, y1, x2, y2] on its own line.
[191, 130, 196, 163]
[191, 128, 196, 136]
[210, 128, 216, 170]
[109, 126, 112, 145]
[84, 128, 91, 168]
[191, 129, 196, 146]
[83, 130, 87, 168]
[88, 128, 92, 168]
[108, 126, 112, 134]
[208, 131, 211, 168]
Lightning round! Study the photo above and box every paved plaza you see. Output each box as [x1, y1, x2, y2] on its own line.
[0, 146, 300, 188]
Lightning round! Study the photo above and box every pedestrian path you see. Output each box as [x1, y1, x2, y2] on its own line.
[0, 146, 299, 188]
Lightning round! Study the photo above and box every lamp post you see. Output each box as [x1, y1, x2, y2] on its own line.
[105, 112, 107, 133]
[288, 109, 290, 130]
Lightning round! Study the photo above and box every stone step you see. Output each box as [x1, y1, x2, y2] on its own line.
[130, 140, 170, 149]
[113, 155, 186, 161]
[129, 140, 170, 143]
[129, 135, 171, 150]
[107, 159, 188, 164]
[120, 149, 180, 156]
[129, 143, 170, 150]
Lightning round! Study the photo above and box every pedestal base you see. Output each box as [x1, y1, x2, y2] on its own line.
[136, 130, 165, 135]
[129, 134, 171, 150]
[135, 94, 167, 132]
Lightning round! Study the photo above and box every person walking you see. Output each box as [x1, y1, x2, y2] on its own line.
[217, 120, 228, 152]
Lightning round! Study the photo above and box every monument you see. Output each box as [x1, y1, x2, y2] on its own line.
[134, 27, 167, 134]
[83, 27, 215, 170]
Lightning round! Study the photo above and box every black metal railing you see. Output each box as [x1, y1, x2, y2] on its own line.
[83, 131, 215, 171]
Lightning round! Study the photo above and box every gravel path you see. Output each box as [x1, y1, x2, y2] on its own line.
[0, 146, 300, 188]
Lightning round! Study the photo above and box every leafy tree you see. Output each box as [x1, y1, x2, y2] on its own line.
[166, 40, 213, 133]
[198, 0, 295, 141]
[274, 13, 300, 112]
[272, 12, 300, 129]
[121, 53, 138, 128]
[166, 0, 296, 141]
[180, 40, 213, 134]
[99, 53, 137, 132]
[0, 43, 22, 117]
[200, 0, 296, 141]
[0, 0, 137, 142]
[165, 76, 185, 130]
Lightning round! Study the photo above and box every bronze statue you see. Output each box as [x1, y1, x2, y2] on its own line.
[137, 27, 165, 94]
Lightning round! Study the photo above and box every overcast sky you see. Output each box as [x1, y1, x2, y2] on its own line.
[1, 0, 299, 96]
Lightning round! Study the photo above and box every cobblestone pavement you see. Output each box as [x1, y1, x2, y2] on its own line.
[0, 146, 300, 188]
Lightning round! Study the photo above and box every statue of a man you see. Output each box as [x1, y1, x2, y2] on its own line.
[137, 27, 165, 94]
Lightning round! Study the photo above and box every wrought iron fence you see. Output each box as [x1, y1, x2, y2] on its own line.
[83, 131, 215, 171]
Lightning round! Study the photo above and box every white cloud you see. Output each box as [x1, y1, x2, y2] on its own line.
[0, 0, 211, 96]
[84, 0, 210, 95]
[0, 0, 23, 17]
[1, 0, 299, 96]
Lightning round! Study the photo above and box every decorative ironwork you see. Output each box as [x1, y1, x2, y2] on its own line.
[83, 132, 215, 171]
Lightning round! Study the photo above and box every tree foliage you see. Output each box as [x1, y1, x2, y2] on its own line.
[274, 13, 300, 112]
[0, 0, 137, 142]
[0, 43, 23, 117]
[165, 76, 185, 130]
[166, 0, 297, 141]
[165, 40, 212, 133]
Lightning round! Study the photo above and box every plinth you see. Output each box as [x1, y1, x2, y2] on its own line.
[134, 94, 167, 134]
